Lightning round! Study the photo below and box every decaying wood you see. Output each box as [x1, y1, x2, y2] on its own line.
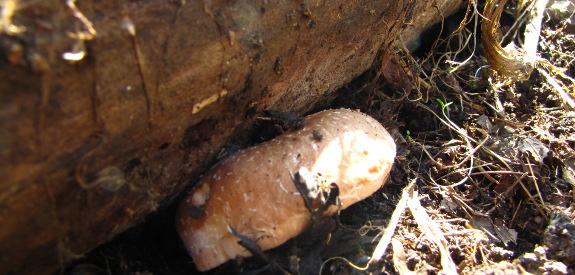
[0, 0, 464, 273]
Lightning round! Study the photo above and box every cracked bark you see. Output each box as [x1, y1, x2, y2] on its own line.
[0, 0, 464, 273]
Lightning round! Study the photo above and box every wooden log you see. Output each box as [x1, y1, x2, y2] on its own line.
[0, 0, 464, 273]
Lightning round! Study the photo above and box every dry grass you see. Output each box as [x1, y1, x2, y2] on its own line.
[328, 0, 575, 273]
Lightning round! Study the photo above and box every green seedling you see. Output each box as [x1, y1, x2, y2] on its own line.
[436, 98, 453, 120]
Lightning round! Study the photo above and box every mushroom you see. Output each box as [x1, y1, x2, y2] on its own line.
[176, 108, 396, 271]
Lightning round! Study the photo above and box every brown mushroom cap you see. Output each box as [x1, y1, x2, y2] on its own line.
[176, 108, 396, 271]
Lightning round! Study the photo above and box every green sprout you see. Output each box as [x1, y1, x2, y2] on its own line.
[436, 98, 453, 119]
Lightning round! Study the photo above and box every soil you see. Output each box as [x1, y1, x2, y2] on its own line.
[64, 1, 575, 274]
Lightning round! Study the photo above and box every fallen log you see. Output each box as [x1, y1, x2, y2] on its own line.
[0, 0, 464, 273]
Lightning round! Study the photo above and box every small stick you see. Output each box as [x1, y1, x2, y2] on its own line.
[523, 0, 549, 59]
[525, 156, 547, 213]
[537, 67, 575, 110]
[369, 180, 415, 263]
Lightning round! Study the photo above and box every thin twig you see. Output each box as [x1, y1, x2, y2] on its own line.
[369, 180, 415, 263]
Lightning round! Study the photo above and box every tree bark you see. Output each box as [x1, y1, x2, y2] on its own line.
[0, 0, 464, 273]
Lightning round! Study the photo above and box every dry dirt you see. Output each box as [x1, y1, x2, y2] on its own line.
[64, 1, 575, 274]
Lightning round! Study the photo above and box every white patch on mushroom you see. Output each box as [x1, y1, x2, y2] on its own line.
[292, 154, 300, 164]
[278, 180, 289, 193]
[311, 142, 319, 151]
[191, 182, 211, 207]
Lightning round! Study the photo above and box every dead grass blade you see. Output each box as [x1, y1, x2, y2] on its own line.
[392, 238, 417, 275]
[407, 187, 458, 274]
[319, 181, 415, 273]
[370, 180, 414, 263]
[369, 181, 459, 273]
[537, 67, 575, 110]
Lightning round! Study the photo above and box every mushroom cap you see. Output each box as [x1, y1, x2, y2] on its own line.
[176, 108, 396, 271]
